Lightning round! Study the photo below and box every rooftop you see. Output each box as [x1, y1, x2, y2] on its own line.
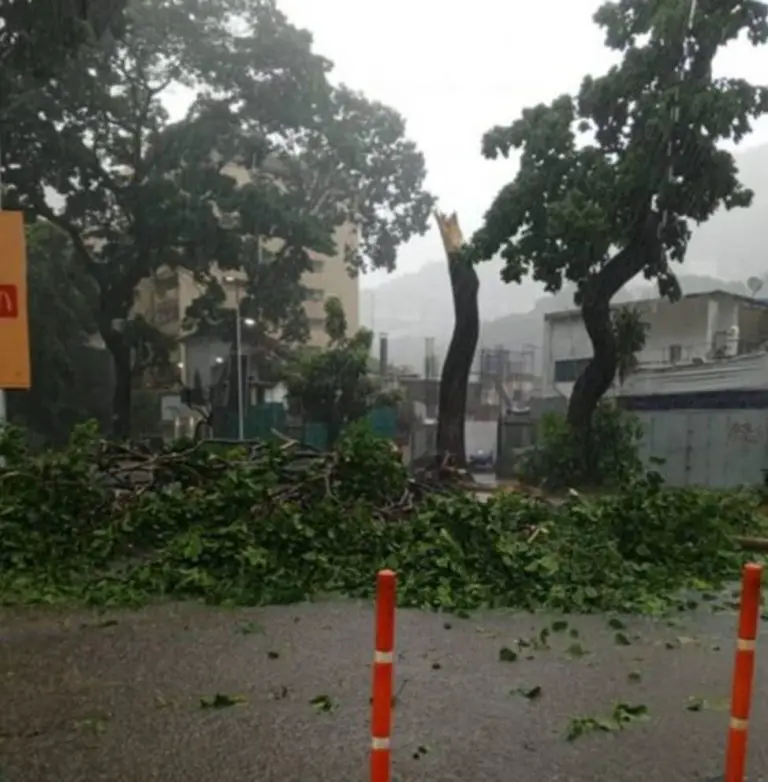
[543, 288, 768, 322]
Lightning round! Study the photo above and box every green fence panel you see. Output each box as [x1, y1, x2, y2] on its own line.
[212, 404, 396, 446]
[212, 403, 286, 440]
[303, 422, 329, 450]
[246, 403, 286, 439]
[367, 405, 397, 438]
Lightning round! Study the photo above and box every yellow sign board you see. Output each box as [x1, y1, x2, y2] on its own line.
[0, 211, 30, 389]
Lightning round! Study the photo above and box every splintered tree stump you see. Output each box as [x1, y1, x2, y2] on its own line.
[433, 210, 479, 467]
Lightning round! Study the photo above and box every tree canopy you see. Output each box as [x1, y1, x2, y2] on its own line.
[1, 0, 126, 86]
[470, 0, 768, 433]
[3, 0, 434, 438]
[284, 297, 376, 446]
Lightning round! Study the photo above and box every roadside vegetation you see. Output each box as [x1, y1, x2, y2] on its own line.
[1, 420, 763, 614]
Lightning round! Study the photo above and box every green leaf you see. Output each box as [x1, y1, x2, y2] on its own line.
[236, 621, 264, 635]
[512, 685, 542, 700]
[614, 632, 631, 646]
[499, 646, 518, 663]
[613, 702, 648, 724]
[200, 693, 246, 709]
[310, 694, 335, 713]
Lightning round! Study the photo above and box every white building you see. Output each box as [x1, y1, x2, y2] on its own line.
[542, 290, 768, 400]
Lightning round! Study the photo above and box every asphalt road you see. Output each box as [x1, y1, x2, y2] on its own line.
[1, 598, 767, 782]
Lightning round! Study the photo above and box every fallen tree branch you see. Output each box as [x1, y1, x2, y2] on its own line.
[735, 536, 768, 553]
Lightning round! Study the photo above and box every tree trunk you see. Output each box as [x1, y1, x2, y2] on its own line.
[566, 300, 617, 429]
[103, 330, 132, 440]
[566, 211, 663, 439]
[434, 211, 480, 467]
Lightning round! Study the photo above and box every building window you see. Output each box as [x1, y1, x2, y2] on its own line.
[553, 357, 591, 383]
[309, 260, 324, 273]
[306, 288, 324, 302]
[668, 344, 682, 363]
[308, 317, 326, 329]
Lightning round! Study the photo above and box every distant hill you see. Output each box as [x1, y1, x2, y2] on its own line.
[372, 274, 750, 374]
[363, 142, 768, 373]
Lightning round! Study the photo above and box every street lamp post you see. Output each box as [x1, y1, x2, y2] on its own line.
[225, 239, 260, 442]
[224, 275, 256, 441]
[234, 283, 244, 441]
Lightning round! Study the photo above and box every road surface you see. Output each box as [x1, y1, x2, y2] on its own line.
[1, 598, 767, 781]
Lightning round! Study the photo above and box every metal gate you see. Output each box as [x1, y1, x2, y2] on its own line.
[637, 409, 768, 487]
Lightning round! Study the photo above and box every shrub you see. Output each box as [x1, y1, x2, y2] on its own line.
[517, 403, 644, 489]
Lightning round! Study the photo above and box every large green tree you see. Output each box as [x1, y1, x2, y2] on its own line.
[4, 0, 433, 438]
[186, 80, 436, 351]
[470, 0, 768, 448]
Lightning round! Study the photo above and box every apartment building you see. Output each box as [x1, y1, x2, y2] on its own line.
[541, 289, 768, 400]
[133, 162, 360, 390]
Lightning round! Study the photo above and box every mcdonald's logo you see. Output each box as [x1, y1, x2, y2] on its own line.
[0, 284, 18, 318]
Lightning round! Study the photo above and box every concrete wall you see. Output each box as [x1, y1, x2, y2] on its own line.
[636, 408, 768, 487]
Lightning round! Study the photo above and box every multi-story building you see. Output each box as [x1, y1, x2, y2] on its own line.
[133, 161, 360, 393]
[541, 289, 768, 400]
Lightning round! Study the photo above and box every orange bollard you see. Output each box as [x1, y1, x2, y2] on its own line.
[724, 562, 763, 782]
[371, 569, 396, 782]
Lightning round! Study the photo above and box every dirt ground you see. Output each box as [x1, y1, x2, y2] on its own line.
[1, 597, 767, 782]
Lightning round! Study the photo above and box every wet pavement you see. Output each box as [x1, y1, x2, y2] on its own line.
[1, 598, 768, 781]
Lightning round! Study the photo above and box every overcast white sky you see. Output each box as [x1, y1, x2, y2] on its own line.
[172, 0, 768, 289]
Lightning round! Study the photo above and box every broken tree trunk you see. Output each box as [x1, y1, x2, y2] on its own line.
[434, 211, 480, 468]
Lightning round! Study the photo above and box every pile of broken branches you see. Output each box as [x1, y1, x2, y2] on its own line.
[84, 435, 454, 522]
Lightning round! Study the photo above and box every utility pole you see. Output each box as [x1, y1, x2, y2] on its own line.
[224, 239, 261, 441]
[370, 291, 376, 336]
[234, 279, 244, 441]
[424, 336, 437, 419]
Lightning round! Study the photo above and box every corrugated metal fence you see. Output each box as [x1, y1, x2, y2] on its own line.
[636, 409, 768, 487]
[496, 401, 768, 487]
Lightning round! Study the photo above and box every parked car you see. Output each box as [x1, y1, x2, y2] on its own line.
[468, 449, 494, 472]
